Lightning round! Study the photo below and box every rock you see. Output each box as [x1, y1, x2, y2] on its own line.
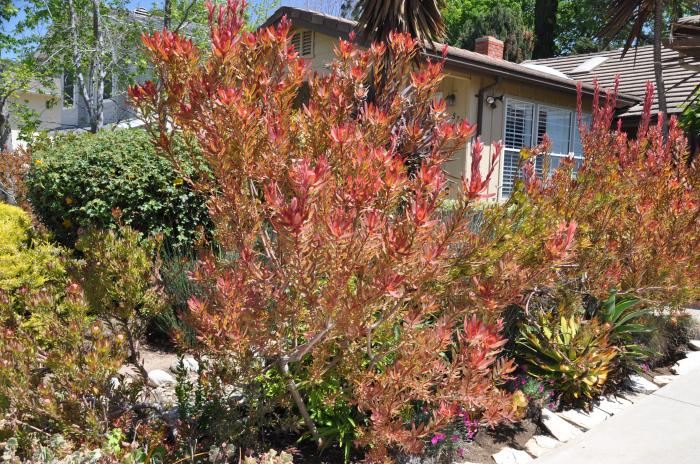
[524, 435, 561, 458]
[688, 340, 700, 351]
[594, 395, 632, 416]
[170, 356, 199, 374]
[118, 364, 140, 379]
[627, 374, 659, 393]
[148, 369, 176, 387]
[491, 447, 533, 464]
[557, 407, 609, 430]
[672, 352, 700, 375]
[540, 408, 583, 442]
[653, 375, 676, 385]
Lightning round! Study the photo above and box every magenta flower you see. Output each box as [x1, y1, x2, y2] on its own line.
[431, 433, 446, 445]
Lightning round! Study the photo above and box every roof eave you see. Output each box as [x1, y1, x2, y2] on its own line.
[261, 6, 640, 108]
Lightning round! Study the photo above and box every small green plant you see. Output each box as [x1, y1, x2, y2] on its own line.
[76, 226, 165, 380]
[517, 311, 617, 407]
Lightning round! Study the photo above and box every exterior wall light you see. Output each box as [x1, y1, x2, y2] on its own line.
[486, 94, 503, 108]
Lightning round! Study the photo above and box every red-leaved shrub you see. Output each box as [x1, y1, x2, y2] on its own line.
[522, 81, 700, 307]
[130, 1, 576, 458]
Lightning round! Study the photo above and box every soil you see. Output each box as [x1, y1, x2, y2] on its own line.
[462, 418, 539, 463]
[263, 419, 541, 464]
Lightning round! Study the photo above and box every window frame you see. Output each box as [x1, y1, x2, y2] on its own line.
[500, 96, 588, 199]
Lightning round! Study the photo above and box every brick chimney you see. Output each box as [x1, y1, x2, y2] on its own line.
[475, 36, 504, 60]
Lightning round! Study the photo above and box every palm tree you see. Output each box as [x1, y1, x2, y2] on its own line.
[599, 0, 695, 138]
[354, 0, 446, 45]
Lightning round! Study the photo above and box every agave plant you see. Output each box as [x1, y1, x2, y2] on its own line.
[517, 313, 618, 407]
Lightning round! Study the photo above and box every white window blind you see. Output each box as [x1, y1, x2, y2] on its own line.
[290, 30, 314, 57]
[501, 99, 588, 198]
[502, 100, 534, 198]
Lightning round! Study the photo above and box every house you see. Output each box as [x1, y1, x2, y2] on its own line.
[262, 7, 641, 201]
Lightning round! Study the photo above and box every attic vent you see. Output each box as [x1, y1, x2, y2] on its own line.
[290, 30, 314, 57]
[134, 7, 150, 16]
[571, 56, 609, 74]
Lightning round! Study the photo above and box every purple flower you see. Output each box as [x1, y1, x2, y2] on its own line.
[451, 434, 460, 442]
[431, 433, 446, 445]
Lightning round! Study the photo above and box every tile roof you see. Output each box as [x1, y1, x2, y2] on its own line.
[526, 45, 700, 118]
[261, 7, 639, 107]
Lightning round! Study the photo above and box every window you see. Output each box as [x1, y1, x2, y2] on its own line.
[290, 30, 314, 57]
[501, 98, 588, 198]
[63, 72, 74, 108]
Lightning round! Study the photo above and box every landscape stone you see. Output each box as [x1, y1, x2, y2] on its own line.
[653, 375, 676, 385]
[672, 351, 700, 375]
[627, 374, 659, 393]
[688, 340, 700, 351]
[524, 435, 561, 458]
[557, 407, 609, 429]
[492, 447, 533, 464]
[170, 356, 199, 374]
[148, 369, 176, 387]
[593, 396, 631, 415]
[540, 409, 583, 442]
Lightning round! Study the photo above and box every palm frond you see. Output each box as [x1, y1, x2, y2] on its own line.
[356, 0, 446, 45]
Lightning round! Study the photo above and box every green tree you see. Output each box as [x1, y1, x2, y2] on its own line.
[16, 0, 144, 133]
[556, 0, 641, 54]
[0, 0, 18, 52]
[1, 1, 54, 149]
[443, 0, 532, 45]
[455, 3, 533, 62]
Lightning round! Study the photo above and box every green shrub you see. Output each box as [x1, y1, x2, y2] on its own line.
[27, 129, 211, 251]
[0, 204, 68, 329]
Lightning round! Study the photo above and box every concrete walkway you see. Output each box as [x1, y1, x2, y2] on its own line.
[535, 366, 700, 464]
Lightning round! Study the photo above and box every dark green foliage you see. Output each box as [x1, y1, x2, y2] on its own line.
[640, 311, 695, 367]
[455, 3, 533, 62]
[598, 294, 652, 361]
[27, 129, 211, 251]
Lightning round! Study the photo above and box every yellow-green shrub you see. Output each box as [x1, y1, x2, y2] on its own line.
[0, 204, 68, 330]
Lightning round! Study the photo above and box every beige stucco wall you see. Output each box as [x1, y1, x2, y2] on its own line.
[301, 30, 337, 75]
[293, 27, 591, 201]
[9, 76, 62, 131]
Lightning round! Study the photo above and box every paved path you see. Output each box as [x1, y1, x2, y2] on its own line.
[535, 366, 700, 464]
